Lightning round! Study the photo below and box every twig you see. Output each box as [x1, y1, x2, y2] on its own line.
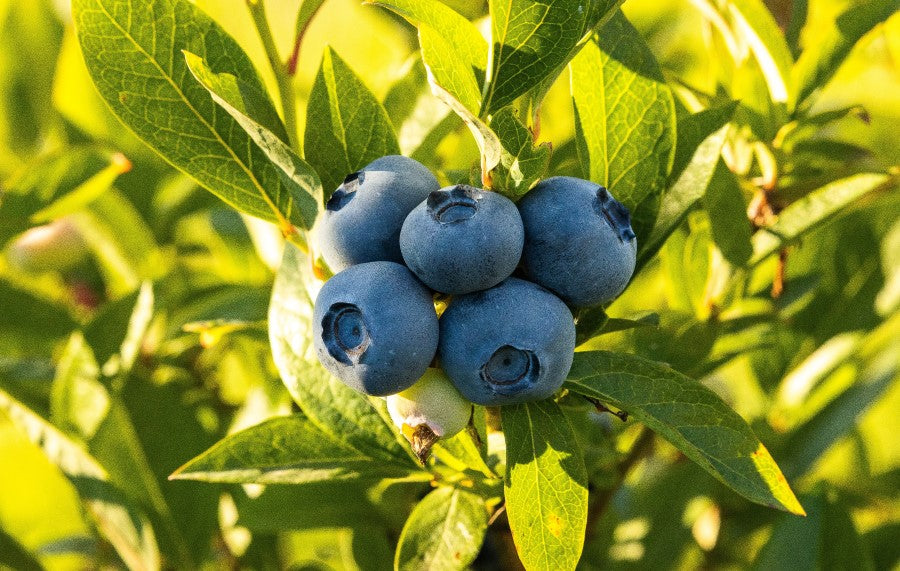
[246, 0, 299, 150]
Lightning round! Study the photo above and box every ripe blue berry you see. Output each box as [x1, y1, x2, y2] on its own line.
[400, 185, 524, 294]
[438, 278, 576, 406]
[316, 155, 439, 272]
[518, 176, 637, 307]
[313, 261, 439, 396]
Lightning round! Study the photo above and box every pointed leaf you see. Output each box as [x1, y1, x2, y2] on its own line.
[395, 486, 489, 571]
[703, 160, 753, 266]
[491, 108, 551, 199]
[72, 0, 308, 232]
[565, 351, 805, 515]
[171, 414, 416, 484]
[484, 0, 621, 113]
[304, 47, 399, 195]
[750, 173, 893, 266]
[638, 103, 736, 269]
[570, 12, 676, 240]
[184, 51, 322, 229]
[50, 333, 109, 440]
[502, 400, 588, 571]
[269, 243, 419, 468]
[369, 0, 487, 114]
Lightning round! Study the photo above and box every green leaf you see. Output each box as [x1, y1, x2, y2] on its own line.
[0, 146, 124, 246]
[370, 0, 487, 114]
[0, 389, 160, 571]
[431, 81, 503, 177]
[483, 0, 621, 114]
[728, 0, 794, 104]
[570, 12, 676, 240]
[703, 160, 753, 266]
[565, 351, 805, 515]
[304, 47, 400, 195]
[269, 243, 419, 468]
[184, 51, 322, 229]
[72, 0, 305, 232]
[791, 0, 899, 110]
[575, 308, 660, 346]
[490, 108, 551, 199]
[502, 400, 588, 571]
[171, 414, 418, 484]
[83, 282, 155, 377]
[50, 334, 109, 441]
[750, 173, 893, 266]
[233, 481, 385, 532]
[395, 486, 489, 571]
[638, 103, 736, 270]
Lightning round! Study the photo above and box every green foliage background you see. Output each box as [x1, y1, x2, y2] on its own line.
[0, 0, 897, 569]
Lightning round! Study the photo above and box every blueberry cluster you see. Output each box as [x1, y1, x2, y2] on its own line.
[312, 155, 636, 411]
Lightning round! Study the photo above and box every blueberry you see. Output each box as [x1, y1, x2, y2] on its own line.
[313, 261, 439, 396]
[387, 368, 472, 462]
[517, 176, 637, 307]
[400, 185, 524, 294]
[438, 278, 576, 406]
[316, 155, 440, 272]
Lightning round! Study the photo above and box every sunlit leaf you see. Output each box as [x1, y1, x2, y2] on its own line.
[304, 47, 400, 196]
[395, 486, 489, 571]
[484, 0, 621, 114]
[171, 414, 420, 484]
[0, 146, 123, 246]
[183, 51, 322, 231]
[72, 0, 306, 232]
[570, 12, 676, 240]
[750, 173, 893, 266]
[0, 421, 96, 571]
[0, 389, 160, 570]
[638, 102, 735, 269]
[566, 351, 805, 514]
[370, 0, 487, 114]
[727, 0, 794, 104]
[502, 400, 588, 571]
[491, 108, 551, 198]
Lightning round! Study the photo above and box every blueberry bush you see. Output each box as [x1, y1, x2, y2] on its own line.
[0, 0, 898, 569]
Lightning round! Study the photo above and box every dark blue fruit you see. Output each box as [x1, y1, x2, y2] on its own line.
[316, 155, 440, 272]
[313, 261, 439, 396]
[518, 176, 637, 307]
[400, 185, 524, 294]
[438, 278, 575, 406]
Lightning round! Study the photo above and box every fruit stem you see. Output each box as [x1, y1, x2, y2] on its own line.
[246, 0, 300, 151]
